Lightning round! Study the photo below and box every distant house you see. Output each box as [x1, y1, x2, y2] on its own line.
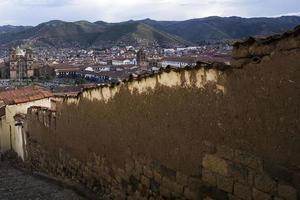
[0, 86, 53, 159]
[160, 57, 197, 68]
[98, 60, 108, 65]
[163, 48, 176, 54]
[51, 64, 81, 77]
[78, 71, 111, 82]
[112, 59, 124, 66]
[112, 59, 135, 66]
[84, 65, 111, 72]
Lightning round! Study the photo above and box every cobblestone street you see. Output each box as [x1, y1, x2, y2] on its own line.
[0, 162, 87, 200]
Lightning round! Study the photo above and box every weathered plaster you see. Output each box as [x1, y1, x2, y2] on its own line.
[0, 98, 52, 158]
[56, 68, 225, 106]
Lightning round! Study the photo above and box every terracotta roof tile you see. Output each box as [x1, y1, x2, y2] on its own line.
[0, 86, 53, 105]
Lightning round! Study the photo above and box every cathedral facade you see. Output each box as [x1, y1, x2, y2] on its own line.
[9, 47, 35, 79]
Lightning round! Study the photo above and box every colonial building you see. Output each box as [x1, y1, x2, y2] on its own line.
[9, 46, 35, 79]
[0, 86, 54, 159]
[0, 47, 54, 80]
[136, 49, 148, 67]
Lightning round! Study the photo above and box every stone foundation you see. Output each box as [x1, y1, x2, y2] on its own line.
[25, 134, 298, 200]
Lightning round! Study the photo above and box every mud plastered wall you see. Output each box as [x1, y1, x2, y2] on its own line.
[24, 28, 300, 199]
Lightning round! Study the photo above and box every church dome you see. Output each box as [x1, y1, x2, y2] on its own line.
[15, 46, 25, 56]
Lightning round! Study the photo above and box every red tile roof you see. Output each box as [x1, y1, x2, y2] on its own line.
[0, 86, 53, 105]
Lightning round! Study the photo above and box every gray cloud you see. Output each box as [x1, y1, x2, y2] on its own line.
[0, 0, 299, 25]
[16, 0, 74, 7]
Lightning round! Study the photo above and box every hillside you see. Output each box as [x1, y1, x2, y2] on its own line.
[141, 16, 300, 43]
[0, 16, 299, 48]
[0, 20, 188, 48]
[0, 20, 105, 48]
[92, 21, 191, 48]
[0, 25, 32, 34]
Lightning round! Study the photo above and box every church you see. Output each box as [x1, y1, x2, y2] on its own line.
[0, 46, 44, 80]
[9, 46, 35, 79]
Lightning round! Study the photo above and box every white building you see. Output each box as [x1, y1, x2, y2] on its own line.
[84, 66, 111, 72]
[112, 59, 135, 66]
[160, 58, 197, 69]
[163, 49, 176, 54]
[0, 86, 53, 160]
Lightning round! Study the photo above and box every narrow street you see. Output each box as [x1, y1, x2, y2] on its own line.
[0, 162, 87, 200]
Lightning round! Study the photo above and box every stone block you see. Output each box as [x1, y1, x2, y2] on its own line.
[189, 176, 203, 190]
[217, 175, 234, 193]
[150, 179, 160, 193]
[173, 182, 184, 195]
[202, 154, 229, 176]
[252, 188, 271, 200]
[129, 175, 139, 192]
[125, 160, 134, 173]
[273, 197, 284, 200]
[228, 194, 242, 200]
[263, 162, 293, 184]
[183, 187, 198, 200]
[143, 165, 153, 178]
[151, 159, 161, 171]
[153, 170, 162, 184]
[160, 186, 170, 198]
[217, 145, 234, 160]
[278, 184, 297, 200]
[203, 140, 216, 154]
[254, 173, 276, 194]
[248, 170, 256, 186]
[141, 175, 150, 188]
[292, 172, 300, 191]
[117, 168, 128, 180]
[202, 168, 217, 186]
[203, 187, 229, 200]
[232, 45, 251, 59]
[133, 191, 142, 199]
[176, 171, 189, 186]
[230, 163, 249, 184]
[134, 160, 143, 174]
[231, 58, 251, 68]
[234, 150, 263, 170]
[234, 182, 252, 200]
[162, 177, 174, 191]
[160, 164, 176, 181]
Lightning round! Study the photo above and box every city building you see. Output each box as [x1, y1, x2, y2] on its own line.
[9, 46, 35, 79]
[160, 57, 197, 68]
[136, 49, 148, 67]
[0, 86, 53, 159]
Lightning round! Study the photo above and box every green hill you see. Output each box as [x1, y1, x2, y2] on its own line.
[93, 21, 191, 48]
[0, 16, 299, 48]
[141, 16, 300, 43]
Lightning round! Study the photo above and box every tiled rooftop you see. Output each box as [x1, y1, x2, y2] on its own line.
[0, 86, 53, 105]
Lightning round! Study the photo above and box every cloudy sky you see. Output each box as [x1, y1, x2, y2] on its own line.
[0, 0, 299, 25]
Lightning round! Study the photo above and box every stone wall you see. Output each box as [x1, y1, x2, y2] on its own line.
[231, 25, 300, 68]
[22, 27, 300, 199]
[25, 108, 299, 199]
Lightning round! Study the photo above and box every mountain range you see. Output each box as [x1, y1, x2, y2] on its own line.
[0, 16, 299, 48]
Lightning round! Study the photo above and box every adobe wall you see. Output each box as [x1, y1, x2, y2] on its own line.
[23, 27, 300, 199]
